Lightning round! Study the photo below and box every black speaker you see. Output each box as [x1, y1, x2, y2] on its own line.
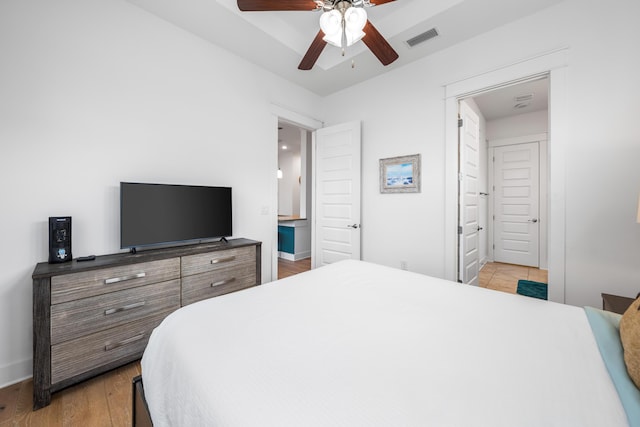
[49, 216, 72, 263]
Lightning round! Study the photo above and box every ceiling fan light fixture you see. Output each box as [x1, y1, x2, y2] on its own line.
[320, 5, 367, 48]
[237, 0, 398, 70]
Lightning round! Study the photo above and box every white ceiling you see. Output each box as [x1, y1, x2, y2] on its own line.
[126, 0, 564, 96]
[473, 77, 549, 121]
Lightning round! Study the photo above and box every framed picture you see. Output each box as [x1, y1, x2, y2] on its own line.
[379, 154, 421, 193]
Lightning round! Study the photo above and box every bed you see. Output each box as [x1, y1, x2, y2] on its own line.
[137, 260, 640, 426]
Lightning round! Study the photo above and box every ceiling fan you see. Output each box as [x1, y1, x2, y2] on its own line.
[236, 0, 399, 70]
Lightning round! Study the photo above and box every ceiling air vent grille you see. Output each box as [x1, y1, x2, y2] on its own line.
[514, 94, 534, 102]
[406, 28, 439, 48]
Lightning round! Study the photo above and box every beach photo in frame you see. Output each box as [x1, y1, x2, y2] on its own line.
[379, 154, 421, 193]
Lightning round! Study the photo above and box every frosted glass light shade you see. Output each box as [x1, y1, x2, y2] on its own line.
[320, 10, 341, 38]
[345, 7, 367, 32]
[320, 7, 367, 48]
[322, 31, 342, 47]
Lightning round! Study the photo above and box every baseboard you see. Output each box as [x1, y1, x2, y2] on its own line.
[0, 357, 31, 389]
[293, 251, 311, 261]
[278, 251, 311, 261]
[278, 252, 295, 261]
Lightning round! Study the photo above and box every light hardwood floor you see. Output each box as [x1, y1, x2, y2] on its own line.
[278, 257, 311, 280]
[479, 261, 548, 294]
[0, 361, 140, 427]
[0, 259, 540, 426]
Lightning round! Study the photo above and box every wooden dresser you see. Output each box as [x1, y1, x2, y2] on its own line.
[32, 238, 261, 409]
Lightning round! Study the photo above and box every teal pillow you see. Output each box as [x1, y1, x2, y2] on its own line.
[585, 306, 640, 427]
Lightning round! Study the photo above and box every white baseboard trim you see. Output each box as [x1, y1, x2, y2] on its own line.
[293, 251, 311, 261]
[0, 357, 31, 389]
[278, 252, 295, 261]
[278, 251, 311, 261]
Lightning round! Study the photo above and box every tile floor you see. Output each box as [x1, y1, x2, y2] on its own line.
[479, 262, 548, 294]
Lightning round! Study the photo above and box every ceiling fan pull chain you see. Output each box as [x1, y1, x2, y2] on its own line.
[341, 15, 347, 55]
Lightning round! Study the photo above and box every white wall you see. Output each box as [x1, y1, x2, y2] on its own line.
[321, 0, 640, 307]
[0, 0, 321, 387]
[486, 110, 548, 140]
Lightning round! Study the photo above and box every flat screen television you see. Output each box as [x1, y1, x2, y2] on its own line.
[120, 182, 232, 251]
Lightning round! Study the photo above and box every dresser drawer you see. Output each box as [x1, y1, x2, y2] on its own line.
[51, 258, 180, 304]
[181, 246, 256, 278]
[51, 311, 169, 384]
[51, 279, 180, 345]
[182, 267, 256, 306]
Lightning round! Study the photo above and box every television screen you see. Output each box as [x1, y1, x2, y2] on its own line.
[120, 182, 232, 250]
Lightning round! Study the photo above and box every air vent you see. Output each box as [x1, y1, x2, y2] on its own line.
[514, 94, 533, 103]
[405, 28, 439, 48]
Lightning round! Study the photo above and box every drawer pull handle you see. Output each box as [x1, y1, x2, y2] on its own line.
[104, 272, 146, 285]
[104, 333, 145, 351]
[104, 301, 146, 315]
[211, 277, 236, 287]
[211, 256, 236, 265]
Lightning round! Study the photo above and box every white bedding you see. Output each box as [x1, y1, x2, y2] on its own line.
[141, 260, 628, 426]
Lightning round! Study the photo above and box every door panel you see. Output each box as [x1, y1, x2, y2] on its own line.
[313, 122, 361, 268]
[493, 142, 539, 267]
[459, 101, 480, 285]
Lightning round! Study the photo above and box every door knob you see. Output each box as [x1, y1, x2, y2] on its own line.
[477, 226, 483, 231]
[347, 224, 360, 229]
[528, 218, 538, 223]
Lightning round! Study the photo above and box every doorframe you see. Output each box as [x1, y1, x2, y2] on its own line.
[270, 105, 323, 282]
[444, 48, 568, 303]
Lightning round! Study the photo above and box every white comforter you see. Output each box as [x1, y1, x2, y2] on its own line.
[141, 260, 628, 426]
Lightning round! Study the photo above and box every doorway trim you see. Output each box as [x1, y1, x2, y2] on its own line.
[270, 104, 323, 282]
[444, 48, 568, 303]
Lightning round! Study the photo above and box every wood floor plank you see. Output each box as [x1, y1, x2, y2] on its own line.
[1, 361, 142, 426]
[105, 363, 139, 427]
[0, 382, 21, 423]
[278, 258, 311, 279]
[61, 376, 111, 427]
[14, 378, 67, 426]
[15, 381, 63, 426]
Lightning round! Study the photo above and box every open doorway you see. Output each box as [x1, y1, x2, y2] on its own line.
[458, 76, 549, 295]
[445, 49, 567, 303]
[277, 121, 312, 279]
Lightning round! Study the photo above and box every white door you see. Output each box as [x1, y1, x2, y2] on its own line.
[458, 101, 480, 285]
[493, 142, 539, 267]
[313, 121, 361, 268]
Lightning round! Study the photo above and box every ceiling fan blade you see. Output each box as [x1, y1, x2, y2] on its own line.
[298, 30, 327, 70]
[237, 0, 318, 11]
[362, 20, 399, 66]
[370, 0, 396, 5]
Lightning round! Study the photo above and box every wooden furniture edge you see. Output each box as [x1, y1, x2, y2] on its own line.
[33, 238, 261, 279]
[601, 292, 636, 315]
[132, 375, 153, 427]
[32, 277, 51, 409]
